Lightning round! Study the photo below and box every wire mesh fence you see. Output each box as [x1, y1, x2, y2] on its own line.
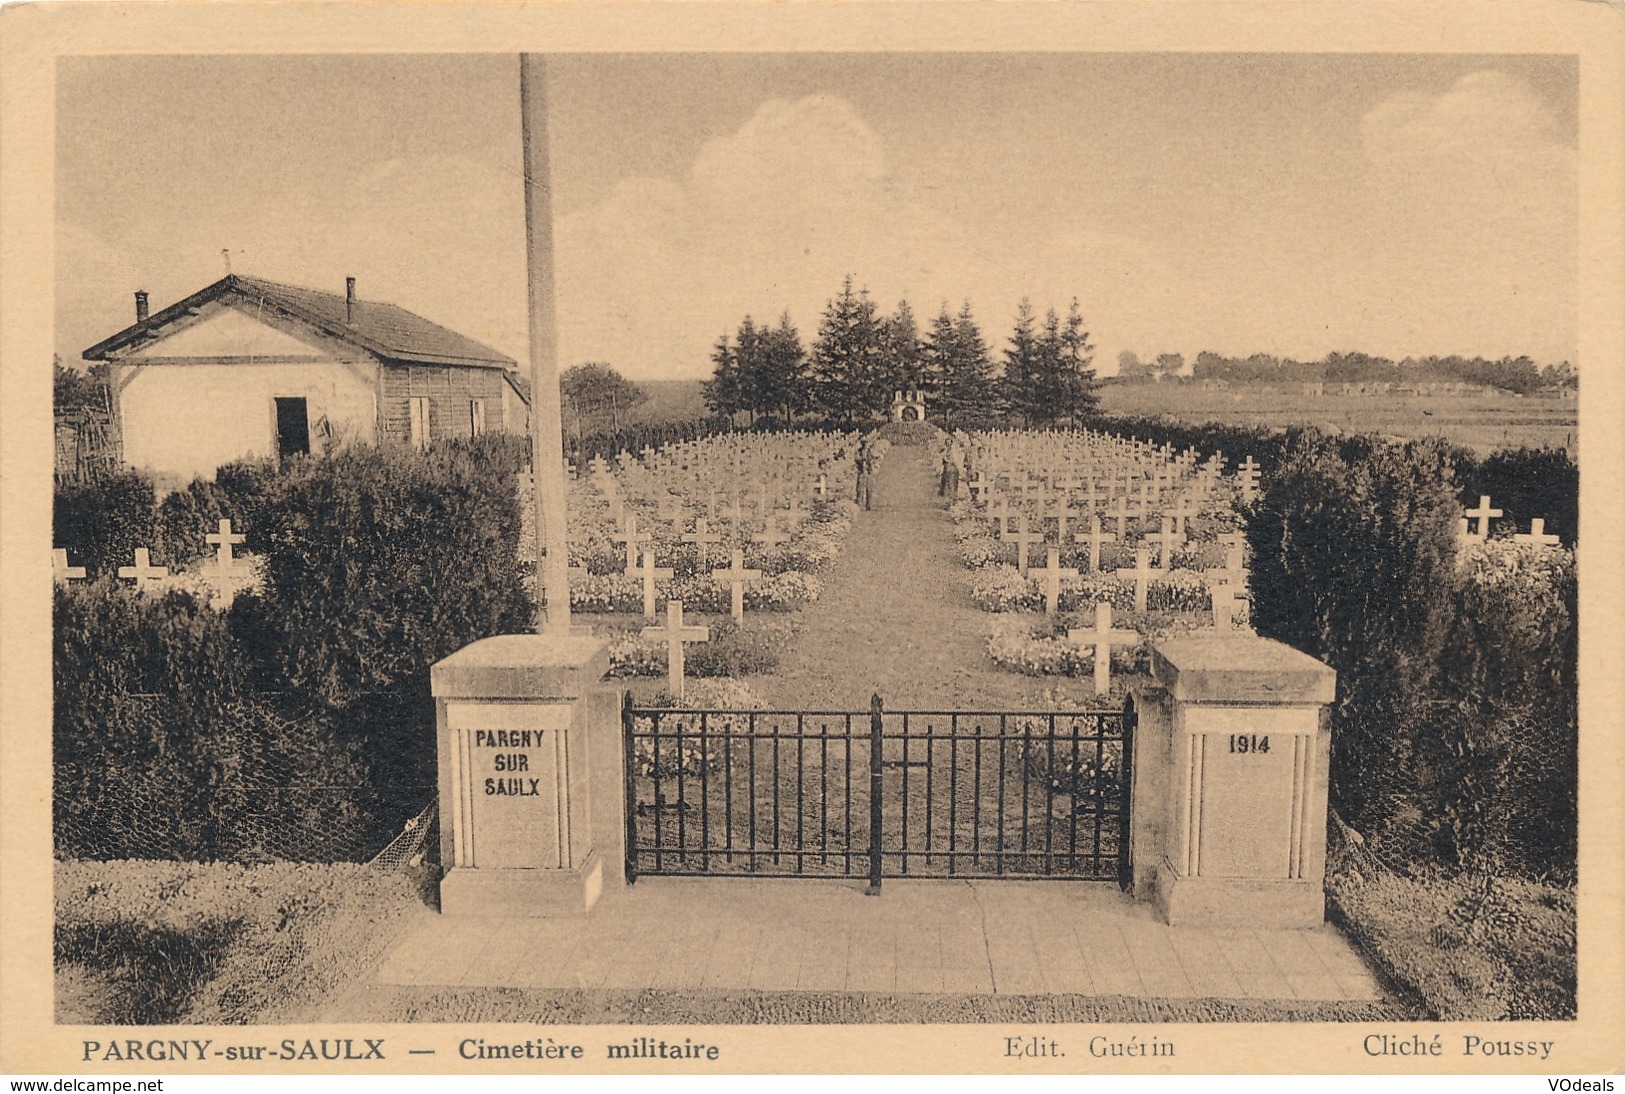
[54, 690, 438, 868]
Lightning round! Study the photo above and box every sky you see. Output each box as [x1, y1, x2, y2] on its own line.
[56, 53, 1578, 381]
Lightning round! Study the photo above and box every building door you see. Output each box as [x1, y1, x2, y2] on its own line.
[409, 396, 432, 450]
[275, 397, 310, 460]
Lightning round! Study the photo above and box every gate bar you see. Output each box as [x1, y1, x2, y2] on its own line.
[868, 692, 883, 895]
[622, 690, 637, 884]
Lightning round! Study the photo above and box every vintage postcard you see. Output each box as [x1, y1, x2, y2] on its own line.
[2, 0, 1621, 1079]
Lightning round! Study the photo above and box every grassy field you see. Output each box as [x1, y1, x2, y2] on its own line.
[1098, 382, 1576, 456]
[634, 379, 708, 424]
[626, 380, 1577, 456]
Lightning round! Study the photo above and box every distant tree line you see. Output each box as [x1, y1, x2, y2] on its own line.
[702, 275, 1102, 430]
[1113, 348, 1576, 395]
[54, 357, 112, 415]
[559, 362, 649, 438]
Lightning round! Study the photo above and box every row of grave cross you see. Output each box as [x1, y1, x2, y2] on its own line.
[965, 430, 1262, 501]
[1022, 537, 1249, 618]
[995, 511, 1216, 573]
[54, 519, 247, 586]
[604, 510, 796, 575]
[640, 591, 1248, 700]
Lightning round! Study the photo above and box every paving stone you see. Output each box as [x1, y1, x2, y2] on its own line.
[896, 927, 943, 966]
[1332, 969, 1384, 1001]
[601, 963, 659, 991]
[895, 965, 946, 993]
[407, 941, 483, 987]
[698, 957, 753, 991]
[1284, 973, 1347, 1001]
[795, 960, 850, 992]
[1232, 971, 1295, 1000]
[1040, 963, 1097, 995]
[939, 964, 996, 994]
[1263, 929, 1333, 976]
[992, 962, 1048, 995]
[1084, 963, 1146, 997]
[558, 953, 614, 991]
[1121, 934, 1196, 997]
[1212, 929, 1282, 973]
[844, 955, 896, 993]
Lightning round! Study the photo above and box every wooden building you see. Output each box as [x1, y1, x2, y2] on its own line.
[83, 274, 527, 483]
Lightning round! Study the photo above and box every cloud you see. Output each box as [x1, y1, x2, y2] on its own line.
[554, 95, 985, 379]
[62, 156, 532, 366]
[554, 94, 1199, 380]
[1350, 71, 1575, 363]
[1361, 70, 1569, 168]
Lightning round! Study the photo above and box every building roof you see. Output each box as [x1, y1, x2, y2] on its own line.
[83, 273, 516, 369]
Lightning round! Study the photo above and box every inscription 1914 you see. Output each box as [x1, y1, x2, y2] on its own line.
[1227, 733, 1271, 754]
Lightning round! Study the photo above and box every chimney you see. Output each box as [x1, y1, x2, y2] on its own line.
[134, 291, 149, 323]
[345, 277, 356, 324]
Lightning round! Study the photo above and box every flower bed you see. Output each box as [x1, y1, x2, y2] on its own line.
[967, 563, 1219, 615]
[605, 617, 793, 679]
[985, 605, 1248, 680]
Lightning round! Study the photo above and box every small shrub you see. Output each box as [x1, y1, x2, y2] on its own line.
[686, 618, 782, 677]
[154, 478, 229, 570]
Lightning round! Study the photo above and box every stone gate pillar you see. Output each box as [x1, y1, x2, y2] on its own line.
[1128, 635, 1336, 928]
[432, 634, 624, 915]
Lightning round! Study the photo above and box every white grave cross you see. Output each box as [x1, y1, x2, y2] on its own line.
[753, 516, 790, 551]
[682, 518, 722, 564]
[711, 549, 762, 624]
[1003, 513, 1045, 575]
[1068, 601, 1141, 696]
[1464, 496, 1502, 539]
[1121, 546, 1161, 615]
[642, 600, 709, 699]
[1032, 547, 1079, 618]
[1211, 583, 1248, 633]
[1075, 515, 1116, 573]
[1143, 517, 1186, 569]
[634, 550, 674, 620]
[1512, 519, 1561, 548]
[612, 514, 651, 572]
[1235, 455, 1261, 501]
[118, 547, 168, 586]
[205, 518, 246, 570]
[52, 548, 86, 584]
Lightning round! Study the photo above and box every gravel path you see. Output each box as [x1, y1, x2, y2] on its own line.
[754, 445, 1054, 711]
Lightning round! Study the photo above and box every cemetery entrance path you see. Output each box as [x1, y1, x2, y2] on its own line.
[755, 446, 1044, 710]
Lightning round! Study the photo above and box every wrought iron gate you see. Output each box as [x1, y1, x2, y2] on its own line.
[622, 693, 1134, 890]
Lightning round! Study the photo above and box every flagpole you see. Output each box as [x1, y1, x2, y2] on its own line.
[520, 55, 578, 637]
[519, 53, 573, 635]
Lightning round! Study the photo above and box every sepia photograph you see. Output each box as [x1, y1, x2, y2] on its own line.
[3, 0, 1621, 1078]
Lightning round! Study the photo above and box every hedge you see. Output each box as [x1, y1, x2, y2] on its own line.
[52, 580, 375, 862]
[1248, 433, 1577, 879]
[54, 437, 534, 861]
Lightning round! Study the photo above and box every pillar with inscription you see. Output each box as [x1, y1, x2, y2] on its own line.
[433, 634, 623, 916]
[1127, 634, 1336, 928]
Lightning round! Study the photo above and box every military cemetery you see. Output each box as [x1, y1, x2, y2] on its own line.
[42, 49, 1583, 1038]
